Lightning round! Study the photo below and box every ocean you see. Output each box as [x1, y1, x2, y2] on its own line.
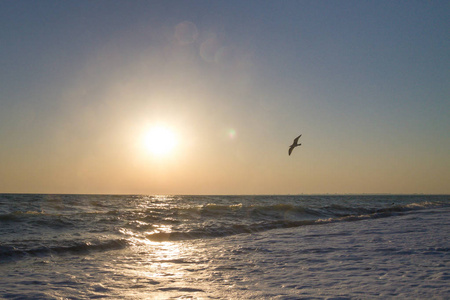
[0, 194, 449, 299]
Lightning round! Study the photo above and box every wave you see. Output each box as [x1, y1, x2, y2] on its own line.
[140, 200, 446, 242]
[179, 200, 443, 221]
[0, 210, 46, 221]
[1, 197, 447, 261]
[0, 239, 129, 262]
[0, 211, 75, 229]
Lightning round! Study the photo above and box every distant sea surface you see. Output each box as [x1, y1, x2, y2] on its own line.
[1, 194, 449, 299]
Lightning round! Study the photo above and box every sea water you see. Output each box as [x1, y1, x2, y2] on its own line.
[0, 194, 449, 299]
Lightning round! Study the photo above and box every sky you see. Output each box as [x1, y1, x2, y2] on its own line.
[0, 0, 449, 195]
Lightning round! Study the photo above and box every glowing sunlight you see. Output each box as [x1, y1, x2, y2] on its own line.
[142, 126, 178, 157]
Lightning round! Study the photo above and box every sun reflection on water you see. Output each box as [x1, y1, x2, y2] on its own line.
[110, 195, 219, 298]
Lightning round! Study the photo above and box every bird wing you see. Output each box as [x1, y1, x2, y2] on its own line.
[288, 134, 302, 156]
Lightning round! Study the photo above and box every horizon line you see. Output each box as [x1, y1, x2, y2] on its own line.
[0, 192, 448, 196]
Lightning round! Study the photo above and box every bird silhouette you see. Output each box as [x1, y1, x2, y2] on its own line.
[288, 134, 302, 156]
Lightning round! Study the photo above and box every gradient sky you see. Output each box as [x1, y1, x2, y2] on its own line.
[1, 0, 449, 194]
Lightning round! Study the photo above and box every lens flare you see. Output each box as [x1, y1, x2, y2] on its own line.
[174, 21, 198, 45]
[228, 128, 236, 139]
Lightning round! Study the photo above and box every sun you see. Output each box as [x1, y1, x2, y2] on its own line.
[142, 126, 178, 157]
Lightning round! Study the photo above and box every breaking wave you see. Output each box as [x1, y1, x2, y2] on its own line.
[0, 239, 129, 262]
[1, 194, 448, 261]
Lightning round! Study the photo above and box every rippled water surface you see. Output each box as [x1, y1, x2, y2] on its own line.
[1, 194, 449, 299]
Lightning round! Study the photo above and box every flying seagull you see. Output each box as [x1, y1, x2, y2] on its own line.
[289, 134, 302, 156]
